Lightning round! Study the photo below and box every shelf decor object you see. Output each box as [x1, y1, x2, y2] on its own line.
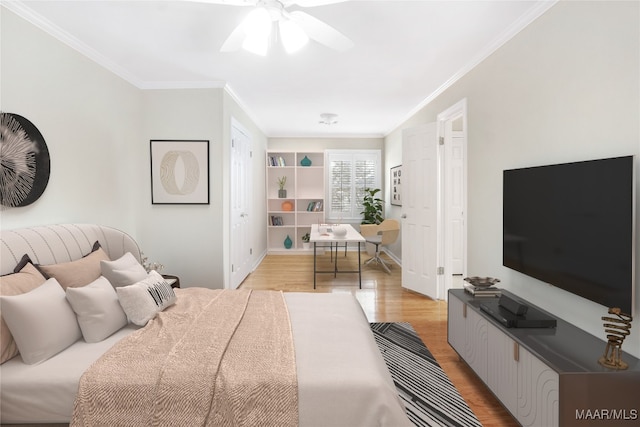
[463, 276, 501, 297]
[300, 155, 312, 166]
[0, 112, 50, 208]
[277, 176, 287, 198]
[284, 235, 293, 249]
[599, 307, 633, 370]
[150, 139, 209, 204]
[281, 200, 293, 211]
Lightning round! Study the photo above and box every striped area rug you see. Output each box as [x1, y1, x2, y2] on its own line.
[371, 322, 482, 427]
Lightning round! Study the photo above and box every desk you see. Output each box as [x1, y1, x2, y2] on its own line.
[310, 224, 365, 289]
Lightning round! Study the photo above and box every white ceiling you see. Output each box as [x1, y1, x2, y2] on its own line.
[5, 0, 556, 137]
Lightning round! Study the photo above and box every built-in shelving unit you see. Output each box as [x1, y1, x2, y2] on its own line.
[266, 151, 325, 253]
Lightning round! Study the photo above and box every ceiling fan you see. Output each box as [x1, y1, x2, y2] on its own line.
[194, 0, 354, 55]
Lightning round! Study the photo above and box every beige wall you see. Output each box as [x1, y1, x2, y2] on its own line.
[138, 88, 225, 287]
[385, 1, 640, 356]
[1, 7, 142, 232]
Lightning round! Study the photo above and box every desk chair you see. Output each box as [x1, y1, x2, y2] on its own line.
[363, 219, 400, 274]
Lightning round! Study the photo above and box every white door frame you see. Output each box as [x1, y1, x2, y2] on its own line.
[437, 98, 468, 299]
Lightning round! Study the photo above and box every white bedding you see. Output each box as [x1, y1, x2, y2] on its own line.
[0, 325, 141, 423]
[0, 292, 410, 426]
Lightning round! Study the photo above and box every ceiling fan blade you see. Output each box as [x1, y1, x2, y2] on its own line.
[290, 0, 348, 7]
[220, 23, 247, 52]
[289, 11, 353, 52]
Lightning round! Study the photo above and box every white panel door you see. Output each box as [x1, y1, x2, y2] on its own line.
[230, 120, 252, 289]
[401, 123, 439, 298]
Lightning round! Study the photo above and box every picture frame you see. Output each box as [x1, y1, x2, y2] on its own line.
[391, 165, 402, 206]
[150, 139, 210, 204]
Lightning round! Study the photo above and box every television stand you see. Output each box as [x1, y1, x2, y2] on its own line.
[448, 289, 640, 427]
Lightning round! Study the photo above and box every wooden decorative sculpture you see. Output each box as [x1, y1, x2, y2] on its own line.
[598, 307, 633, 370]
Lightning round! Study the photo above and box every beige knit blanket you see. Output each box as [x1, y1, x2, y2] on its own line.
[71, 288, 298, 426]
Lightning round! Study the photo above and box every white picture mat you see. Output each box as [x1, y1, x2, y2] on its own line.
[150, 140, 209, 204]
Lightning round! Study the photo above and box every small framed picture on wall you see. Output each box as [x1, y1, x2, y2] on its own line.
[391, 165, 402, 206]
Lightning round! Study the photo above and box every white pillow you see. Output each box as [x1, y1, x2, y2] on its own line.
[101, 252, 147, 287]
[0, 278, 82, 364]
[66, 276, 128, 343]
[116, 271, 176, 326]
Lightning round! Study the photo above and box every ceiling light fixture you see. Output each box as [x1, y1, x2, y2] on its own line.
[237, 3, 309, 55]
[319, 113, 338, 125]
[241, 7, 273, 56]
[279, 18, 309, 54]
[218, 0, 353, 56]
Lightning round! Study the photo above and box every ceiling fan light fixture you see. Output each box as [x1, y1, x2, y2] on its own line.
[217, 0, 354, 55]
[241, 7, 272, 55]
[242, 33, 269, 56]
[279, 19, 309, 54]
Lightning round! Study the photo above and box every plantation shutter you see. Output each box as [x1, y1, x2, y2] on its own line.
[326, 150, 381, 221]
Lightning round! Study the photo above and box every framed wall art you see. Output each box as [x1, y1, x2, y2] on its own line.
[391, 165, 402, 206]
[150, 139, 209, 204]
[0, 112, 50, 208]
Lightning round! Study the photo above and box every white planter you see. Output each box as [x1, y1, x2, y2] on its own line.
[303, 242, 311, 250]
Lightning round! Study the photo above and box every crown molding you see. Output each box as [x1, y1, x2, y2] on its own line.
[2, 0, 229, 92]
[139, 81, 227, 90]
[2, 0, 147, 88]
[384, 0, 559, 137]
[223, 84, 270, 136]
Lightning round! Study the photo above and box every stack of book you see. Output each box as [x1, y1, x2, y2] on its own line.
[463, 283, 501, 297]
[306, 201, 323, 211]
[269, 216, 284, 226]
[268, 156, 286, 166]
[463, 277, 501, 297]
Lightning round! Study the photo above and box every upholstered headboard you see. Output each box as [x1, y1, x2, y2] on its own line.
[0, 224, 141, 276]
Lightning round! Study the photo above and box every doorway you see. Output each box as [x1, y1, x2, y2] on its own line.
[437, 99, 468, 299]
[229, 118, 252, 289]
[400, 99, 467, 300]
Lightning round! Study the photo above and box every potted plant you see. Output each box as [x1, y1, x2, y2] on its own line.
[277, 176, 287, 198]
[301, 232, 311, 250]
[361, 188, 384, 224]
[360, 188, 384, 255]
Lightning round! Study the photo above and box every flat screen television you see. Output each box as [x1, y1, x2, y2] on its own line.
[503, 156, 635, 314]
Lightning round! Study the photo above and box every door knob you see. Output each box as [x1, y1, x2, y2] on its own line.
[401, 214, 407, 219]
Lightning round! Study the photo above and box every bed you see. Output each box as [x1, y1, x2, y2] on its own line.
[0, 224, 410, 426]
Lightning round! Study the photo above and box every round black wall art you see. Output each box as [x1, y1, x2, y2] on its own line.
[0, 112, 51, 208]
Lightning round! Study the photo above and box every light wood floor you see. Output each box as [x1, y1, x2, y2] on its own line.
[240, 251, 519, 427]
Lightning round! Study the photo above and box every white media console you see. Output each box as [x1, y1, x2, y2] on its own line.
[448, 289, 640, 427]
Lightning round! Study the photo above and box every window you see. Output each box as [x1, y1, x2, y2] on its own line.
[326, 150, 381, 221]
